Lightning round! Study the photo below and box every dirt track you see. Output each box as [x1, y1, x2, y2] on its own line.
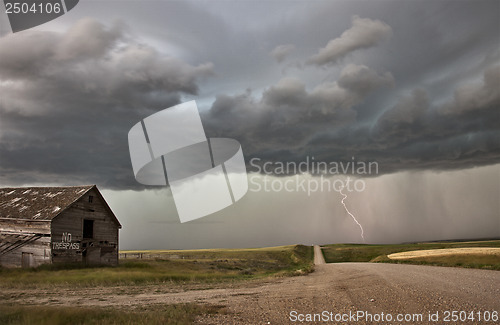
[2, 251, 499, 324]
[313, 245, 325, 265]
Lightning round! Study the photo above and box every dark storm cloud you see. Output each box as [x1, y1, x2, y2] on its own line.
[0, 18, 213, 97]
[372, 65, 500, 147]
[0, 18, 213, 188]
[270, 44, 295, 63]
[203, 60, 499, 175]
[199, 1, 500, 176]
[0, 0, 499, 190]
[307, 16, 392, 66]
[202, 64, 394, 155]
[196, 2, 499, 175]
[439, 65, 500, 116]
[0, 0, 497, 249]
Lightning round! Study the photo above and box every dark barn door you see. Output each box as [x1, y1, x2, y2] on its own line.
[85, 247, 101, 265]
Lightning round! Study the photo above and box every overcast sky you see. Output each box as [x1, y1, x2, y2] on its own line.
[0, 0, 498, 249]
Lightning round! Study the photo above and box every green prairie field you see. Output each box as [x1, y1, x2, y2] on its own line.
[321, 240, 500, 270]
[0, 244, 314, 288]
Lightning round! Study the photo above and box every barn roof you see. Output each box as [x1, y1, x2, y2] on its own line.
[0, 185, 97, 221]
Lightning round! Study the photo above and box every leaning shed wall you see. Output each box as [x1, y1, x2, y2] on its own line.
[0, 219, 51, 268]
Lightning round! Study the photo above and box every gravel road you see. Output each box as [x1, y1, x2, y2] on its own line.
[197, 263, 499, 324]
[2, 260, 499, 324]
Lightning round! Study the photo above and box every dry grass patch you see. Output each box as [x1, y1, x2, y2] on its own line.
[388, 247, 500, 259]
[0, 303, 225, 325]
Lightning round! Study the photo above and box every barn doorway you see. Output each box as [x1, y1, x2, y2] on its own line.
[21, 252, 33, 268]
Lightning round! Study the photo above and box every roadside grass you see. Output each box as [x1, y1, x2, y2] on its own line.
[0, 303, 225, 325]
[0, 245, 313, 288]
[321, 240, 500, 270]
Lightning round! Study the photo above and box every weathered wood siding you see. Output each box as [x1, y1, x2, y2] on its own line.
[51, 188, 119, 266]
[0, 219, 50, 235]
[0, 219, 51, 267]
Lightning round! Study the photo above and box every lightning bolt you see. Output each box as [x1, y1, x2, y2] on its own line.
[339, 186, 365, 243]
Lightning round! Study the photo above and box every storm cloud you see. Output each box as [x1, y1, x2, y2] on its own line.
[0, 0, 498, 247]
[270, 44, 295, 63]
[0, 17, 213, 188]
[202, 64, 394, 158]
[0, 0, 498, 188]
[307, 16, 392, 66]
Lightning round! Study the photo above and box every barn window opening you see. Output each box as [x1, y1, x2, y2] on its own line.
[83, 219, 94, 239]
[88, 195, 93, 203]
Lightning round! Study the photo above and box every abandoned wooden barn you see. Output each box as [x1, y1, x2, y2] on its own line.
[0, 185, 121, 268]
